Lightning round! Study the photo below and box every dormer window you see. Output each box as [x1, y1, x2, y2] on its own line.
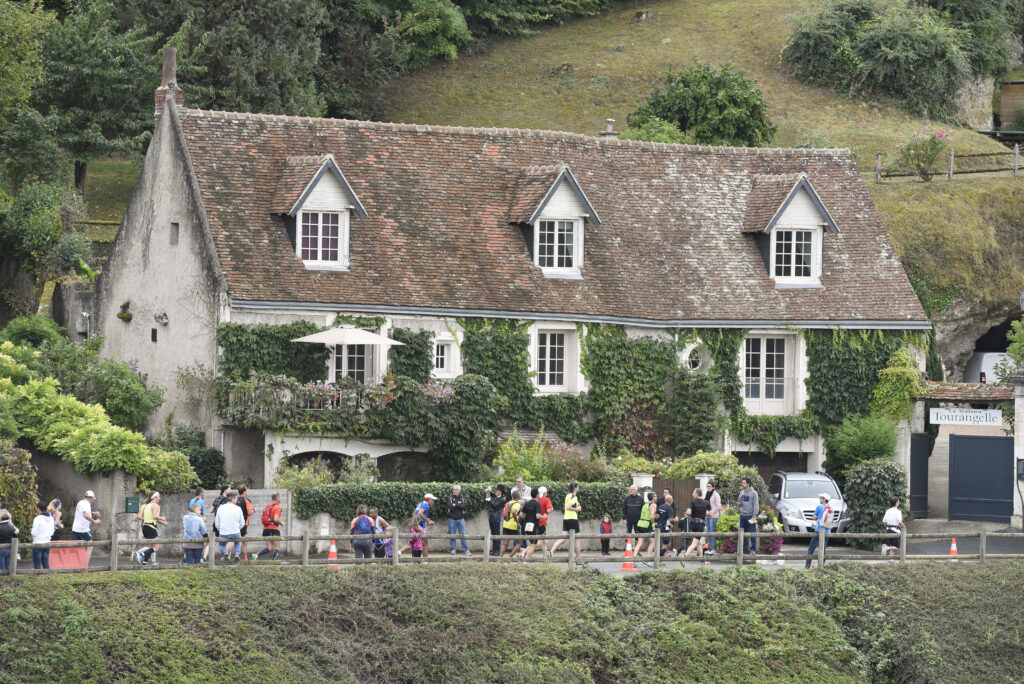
[743, 174, 838, 289]
[274, 154, 366, 272]
[509, 164, 600, 279]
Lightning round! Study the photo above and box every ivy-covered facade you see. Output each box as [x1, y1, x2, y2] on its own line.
[91, 68, 930, 483]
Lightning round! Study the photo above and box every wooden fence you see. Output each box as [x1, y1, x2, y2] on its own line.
[875, 145, 1020, 182]
[4, 527, 1024, 575]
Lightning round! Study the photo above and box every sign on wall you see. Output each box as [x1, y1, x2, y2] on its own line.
[929, 407, 1004, 426]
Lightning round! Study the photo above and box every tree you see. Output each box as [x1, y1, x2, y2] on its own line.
[0, 0, 52, 131]
[823, 414, 897, 489]
[0, 108, 68, 192]
[32, 0, 157, 196]
[619, 116, 695, 144]
[627, 63, 777, 147]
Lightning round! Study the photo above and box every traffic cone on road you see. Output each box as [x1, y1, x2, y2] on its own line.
[327, 539, 339, 570]
[949, 537, 958, 557]
[621, 539, 638, 572]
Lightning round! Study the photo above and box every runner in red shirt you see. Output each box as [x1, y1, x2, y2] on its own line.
[536, 486, 554, 557]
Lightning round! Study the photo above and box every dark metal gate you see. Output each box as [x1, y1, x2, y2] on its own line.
[909, 432, 929, 518]
[653, 478, 701, 508]
[948, 435, 1014, 523]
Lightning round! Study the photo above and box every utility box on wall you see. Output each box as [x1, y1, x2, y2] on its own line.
[125, 496, 140, 514]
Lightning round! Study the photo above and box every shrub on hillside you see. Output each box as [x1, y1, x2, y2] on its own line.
[619, 116, 695, 144]
[627, 62, 777, 147]
[824, 415, 897, 488]
[782, 0, 878, 90]
[74, 358, 164, 430]
[844, 458, 907, 549]
[0, 440, 39, 539]
[0, 314, 65, 347]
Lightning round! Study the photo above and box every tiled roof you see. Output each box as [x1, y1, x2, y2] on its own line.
[742, 174, 802, 233]
[919, 381, 1013, 402]
[271, 155, 329, 214]
[508, 165, 564, 224]
[172, 106, 928, 326]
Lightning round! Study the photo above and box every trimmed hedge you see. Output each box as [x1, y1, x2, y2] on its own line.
[294, 481, 626, 522]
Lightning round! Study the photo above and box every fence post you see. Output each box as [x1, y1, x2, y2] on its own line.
[568, 530, 576, 568]
[391, 527, 400, 566]
[1014, 144, 1019, 178]
[899, 527, 906, 563]
[875, 153, 882, 183]
[653, 528, 662, 569]
[979, 529, 987, 563]
[736, 527, 743, 568]
[110, 537, 118, 572]
[816, 526, 826, 570]
[947, 147, 954, 181]
[483, 529, 490, 563]
[301, 533, 309, 566]
[209, 537, 217, 568]
[9, 538, 17, 577]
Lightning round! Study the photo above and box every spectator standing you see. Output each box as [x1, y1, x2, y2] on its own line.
[520, 488, 545, 560]
[621, 484, 644, 547]
[409, 516, 425, 558]
[447, 484, 471, 556]
[255, 492, 284, 561]
[549, 482, 582, 559]
[71, 490, 101, 564]
[634, 491, 657, 558]
[31, 502, 55, 570]
[805, 494, 833, 568]
[0, 509, 19, 571]
[135, 492, 168, 566]
[236, 485, 255, 560]
[500, 493, 523, 557]
[211, 485, 229, 539]
[704, 481, 722, 555]
[599, 515, 613, 556]
[881, 497, 905, 557]
[511, 475, 529, 503]
[47, 499, 63, 541]
[486, 484, 507, 557]
[656, 494, 676, 556]
[350, 505, 375, 560]
[214, 491, 244, 561]
[183, 503, 207, 565]
[656, 488, 672, 506]
[368, 507, 391, 558]
[681, 489, 709, 560]
[399, 494, 437, 557]
[738, 477, 759, 555]
[187, 487, 206, 516]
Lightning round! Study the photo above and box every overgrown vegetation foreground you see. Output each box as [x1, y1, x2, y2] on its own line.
[1, 563, 1022, 683]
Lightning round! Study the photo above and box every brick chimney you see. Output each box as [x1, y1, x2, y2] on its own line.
[154, 46, 183, 124]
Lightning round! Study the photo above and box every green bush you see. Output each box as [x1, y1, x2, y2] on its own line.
[887, 128, 951, 182]
[294, 480, 625, 521]
[619, 116, 695, 144]
[0, 314, 65, 347]
[0, 440, 39, 539]
[397, 0, 472, 69]
[719, 466, 769, 510]
[627, 62, 777, 147]
[824, 415, 897, 488]
[664, 450, 739, 481]
[48, 231, 91, 275]
[74, 358, 164, 430]
[782, 0, 877, 90]
[927, 0, 1016, 76]
[387, 327, 433, 383]
[843, 458, 907, 549]
[871, 346, 925, 421]
[186, 447, 226, 489]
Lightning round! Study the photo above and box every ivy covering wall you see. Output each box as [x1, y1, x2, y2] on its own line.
[387, 327, 433, 383]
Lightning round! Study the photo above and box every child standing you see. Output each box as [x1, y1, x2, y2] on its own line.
[600, 515, 613, 556]
[409, 517, 425, 558]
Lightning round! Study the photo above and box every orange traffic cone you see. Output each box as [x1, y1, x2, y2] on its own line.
[949, 537, 958, 557]
[621, 539, 638, 572]
[327, 539, 339, 570]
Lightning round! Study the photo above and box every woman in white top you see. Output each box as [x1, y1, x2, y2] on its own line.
[881, 497, 905, 557]
[31, 501, 56, 570]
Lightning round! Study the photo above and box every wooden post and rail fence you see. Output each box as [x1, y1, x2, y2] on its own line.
[875, 144, 1020, 182]
[3, 528, 1023, 576]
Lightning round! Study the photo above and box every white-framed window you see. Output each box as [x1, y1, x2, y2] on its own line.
[534, 219, 582, 275]
[536, 331, 566, 388]
[770, 225, 822, 285]
[298, 210, 350, 268]
[434, 343, 448, 372]
[334, 344, 371, 383]
[742, 335, 794, 415]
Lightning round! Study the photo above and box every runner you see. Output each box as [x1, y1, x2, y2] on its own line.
[500, 493, 524, 557]
[236, 485, 255, 560]
[535, 485, 553, 557]
[254, 492, 283, 561]
[368, 507, 391, 558]
[681, 489, 709, 561]
[398, 494, 436, 557]
[881, 497, 905, 557]
[634, 491, 657, 558]
[71, 490, 101, 564]
[549, 482, 582, 560]
[135, 492, 167, 566]
[520, 488, 543, 560]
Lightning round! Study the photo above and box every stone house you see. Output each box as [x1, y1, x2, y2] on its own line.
[93, 50, 929, 485]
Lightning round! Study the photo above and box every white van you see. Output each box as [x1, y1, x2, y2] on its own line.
[963, 352, 1010, 383]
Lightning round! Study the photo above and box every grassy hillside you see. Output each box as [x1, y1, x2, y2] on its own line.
[1, 563, 1023, 683]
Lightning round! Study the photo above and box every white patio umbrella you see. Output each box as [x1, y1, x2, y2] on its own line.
[290, 326, 404, 347]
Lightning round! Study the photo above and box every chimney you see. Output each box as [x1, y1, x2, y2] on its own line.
[154, 46, 183, 124]
[598, 118, 619, 139]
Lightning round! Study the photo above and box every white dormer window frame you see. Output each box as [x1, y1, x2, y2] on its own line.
[298, 209, 351, 270]
[534, 217, 584, 276]
[770, 222, 823, 286]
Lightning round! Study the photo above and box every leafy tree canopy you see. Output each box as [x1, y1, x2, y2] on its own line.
[0, 0, 52, 130]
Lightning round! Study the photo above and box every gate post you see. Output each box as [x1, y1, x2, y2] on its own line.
[899, 527, 907, 563]
[9, 538, 17, 577]
[979, 529, 987, 562]
[736, 527, 744, 568]
[567, 530, 576, 568]
[653, 528, 661, 569]
[816, 526, 826, 569]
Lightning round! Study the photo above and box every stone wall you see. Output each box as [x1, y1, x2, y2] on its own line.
[954, 76, 995, 130]
[32, 451, 137, 541]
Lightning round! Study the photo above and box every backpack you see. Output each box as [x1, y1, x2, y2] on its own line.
[261, 502, 279, 527]
[352, 514, 373, 536]
[821, 505, 834, 528]
[503, 500, 520, 522]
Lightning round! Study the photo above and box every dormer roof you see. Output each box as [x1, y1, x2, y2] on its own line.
[508, 165, 601, 226]
[743, 173, 839, 234]
[273, 154, 367, 218]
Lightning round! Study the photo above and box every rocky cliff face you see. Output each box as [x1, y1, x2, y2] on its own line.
[935, 296, 1020, 380]
[955, 76, 995, 130]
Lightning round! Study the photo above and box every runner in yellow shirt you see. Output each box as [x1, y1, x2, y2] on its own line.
[548, 482, 582, 560]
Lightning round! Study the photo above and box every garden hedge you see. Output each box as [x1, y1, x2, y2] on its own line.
[294, 481, 627, 522]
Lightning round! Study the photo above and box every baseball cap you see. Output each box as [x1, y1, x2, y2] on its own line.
[424, 493, 436, 500]
[819, 493, 831, 502]
[85, 490, 95, 498]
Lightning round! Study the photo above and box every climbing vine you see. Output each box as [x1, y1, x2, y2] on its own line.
[459, 317, 535, 424]
[215, 321, 329, 388]
[387, 327, 433, 382]
[703, 328, 746, 413]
